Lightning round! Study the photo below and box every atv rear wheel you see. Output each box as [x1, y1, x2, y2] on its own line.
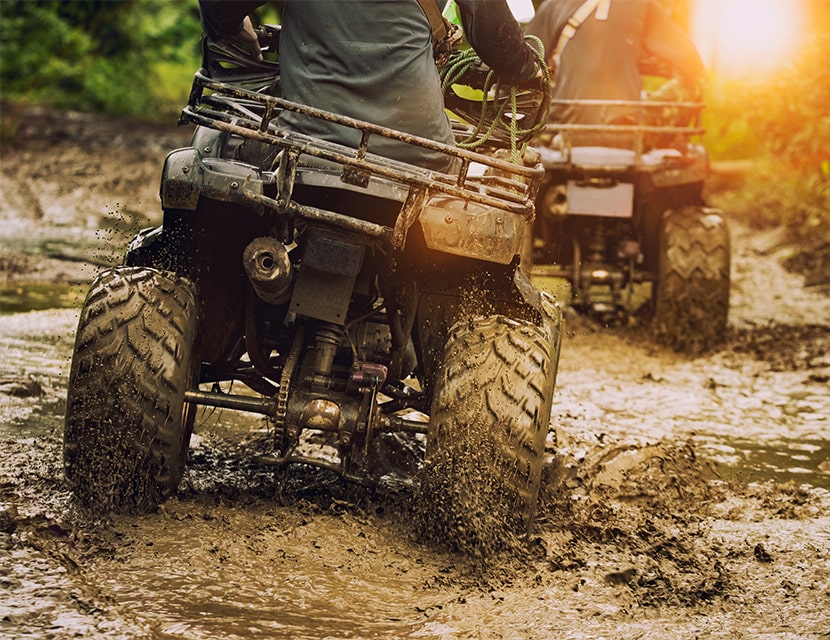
[419, 314, 559, 556]
[64, 267, 201, 513]
[653, 206, 730, 355]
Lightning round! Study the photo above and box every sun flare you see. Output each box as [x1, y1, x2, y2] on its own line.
[692, 0, 805, 78]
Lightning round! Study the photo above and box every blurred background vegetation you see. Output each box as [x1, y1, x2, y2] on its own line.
[0, 0, 827, 272]
[0, 0, 203, 115]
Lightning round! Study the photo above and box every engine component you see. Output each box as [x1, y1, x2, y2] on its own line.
[243, 236, 293, 304]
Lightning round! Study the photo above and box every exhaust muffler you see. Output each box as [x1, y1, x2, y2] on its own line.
[243, 236, 293, 304]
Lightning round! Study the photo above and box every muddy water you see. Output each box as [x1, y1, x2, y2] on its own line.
[84, 505, 454, 639]
[554, 321, 830, 490]
[2, 283, 829, 638]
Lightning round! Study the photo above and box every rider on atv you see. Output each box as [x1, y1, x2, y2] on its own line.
[62, 0, 562, 554]
[198, 0, 541, 169]
[526, 0, 705, 148]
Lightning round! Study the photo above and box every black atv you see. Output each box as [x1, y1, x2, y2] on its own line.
[529, 97, 730, 354]
[63, 28, 561, 548]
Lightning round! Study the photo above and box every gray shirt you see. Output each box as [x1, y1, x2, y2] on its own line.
[278, 0, 453, 168]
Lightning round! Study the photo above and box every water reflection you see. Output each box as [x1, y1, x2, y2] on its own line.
[0, 282, 86, 315]
[703, 436, 830, 489]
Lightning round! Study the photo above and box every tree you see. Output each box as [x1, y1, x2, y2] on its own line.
[0, 0, 201, 115]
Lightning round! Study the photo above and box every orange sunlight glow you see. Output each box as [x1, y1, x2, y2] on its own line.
[692, 0, 805, 78]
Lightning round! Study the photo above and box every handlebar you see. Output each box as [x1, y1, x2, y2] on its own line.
[201, 24, 281, 93]
[253, 24, 280, 55]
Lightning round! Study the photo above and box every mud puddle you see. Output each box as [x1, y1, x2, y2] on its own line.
[0, 282, 86, 315]
[705, 437, 830, 489]
[2, 306, 830, 638]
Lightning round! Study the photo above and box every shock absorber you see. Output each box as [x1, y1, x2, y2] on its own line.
[312, 323, 342, 383]
[587, 222, 606, 263]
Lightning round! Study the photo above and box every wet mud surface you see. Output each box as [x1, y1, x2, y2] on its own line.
[1, 109, 829, 638]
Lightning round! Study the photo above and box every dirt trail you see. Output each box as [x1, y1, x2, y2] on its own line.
[1, 109, 829, 639]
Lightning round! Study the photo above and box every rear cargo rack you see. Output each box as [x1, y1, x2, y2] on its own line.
[180, 70, 543, 229]
[543, 98, 705, 163]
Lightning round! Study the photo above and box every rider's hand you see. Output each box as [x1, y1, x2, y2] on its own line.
[231, 16, 262, 62]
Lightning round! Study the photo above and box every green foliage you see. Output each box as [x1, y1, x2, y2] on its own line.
[718, 157, 830, 284]
[739, 33, 830, 176]
[706, 28, 830, 244]
[702, 82, 762, 161]
[709, 30, 830, 167]
[0, 0, 202, 117]
[718, 159, 829, 231]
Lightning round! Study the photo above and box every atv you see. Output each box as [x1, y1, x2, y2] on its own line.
[528, 96, 730, 354]
[63, 27, 562, 549]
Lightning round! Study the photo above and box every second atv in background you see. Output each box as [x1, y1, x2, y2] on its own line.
[528, 97, 730, 355]
[523, 0, 729, 355]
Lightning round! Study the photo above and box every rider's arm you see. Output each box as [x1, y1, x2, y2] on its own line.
[642, 1, 705, 96]
[456, 0, 539, 84]
[198, 0, 265, 40]
[198, 0, 266, 60]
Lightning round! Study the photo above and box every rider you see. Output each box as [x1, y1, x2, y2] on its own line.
[198, 0, 540, 170]
[525, 0, 705, 147]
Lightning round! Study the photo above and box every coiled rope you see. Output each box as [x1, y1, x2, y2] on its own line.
[439, 35, 552, 163]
